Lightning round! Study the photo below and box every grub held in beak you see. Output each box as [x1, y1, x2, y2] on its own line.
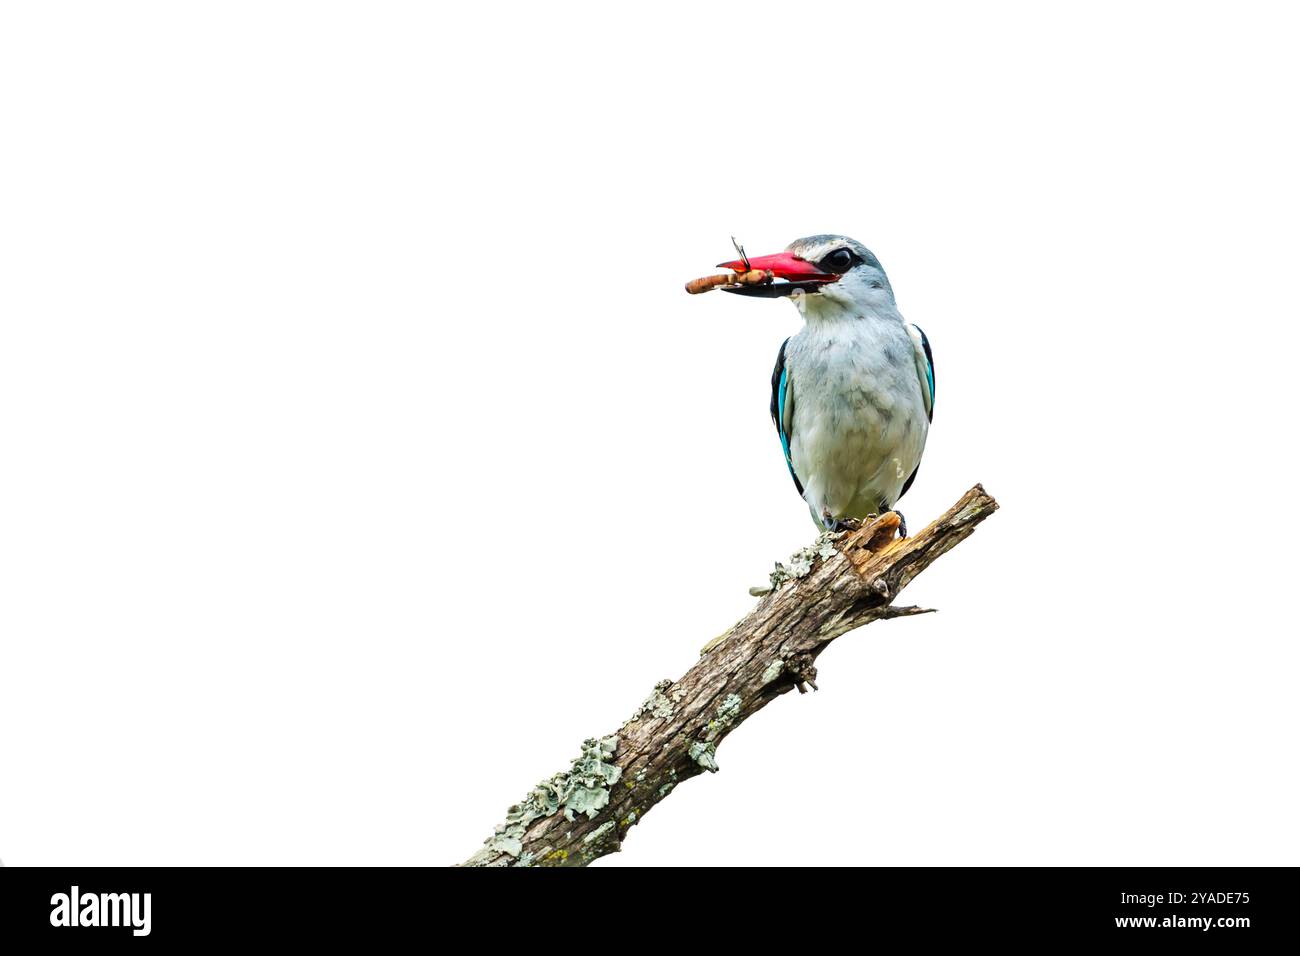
[716, 251, 837, 297]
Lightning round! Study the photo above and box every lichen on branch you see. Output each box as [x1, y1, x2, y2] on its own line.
[460, 484, 998, 867]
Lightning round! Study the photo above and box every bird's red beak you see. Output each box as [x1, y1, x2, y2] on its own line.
[716, 251, 836, 282]
[715, 251, 837, 297]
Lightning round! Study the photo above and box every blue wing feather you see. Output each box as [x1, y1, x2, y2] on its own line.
[913, 323, 935, 421]
[899, 324, 935, 502]
[770, 338, 802, 495]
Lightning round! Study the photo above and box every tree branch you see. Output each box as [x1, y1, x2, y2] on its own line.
[460, 484, 999, 867]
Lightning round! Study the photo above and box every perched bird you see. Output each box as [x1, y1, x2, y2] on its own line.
[717, 235, 934, 535]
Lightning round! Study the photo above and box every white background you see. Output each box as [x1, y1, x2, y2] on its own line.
[2, 2, 1297, 866]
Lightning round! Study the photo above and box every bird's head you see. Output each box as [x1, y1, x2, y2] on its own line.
[719, 234, 894, 314]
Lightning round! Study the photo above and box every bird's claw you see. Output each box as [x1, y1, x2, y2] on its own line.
[824, 511, 872, 533]
[828, 511, 907, 537]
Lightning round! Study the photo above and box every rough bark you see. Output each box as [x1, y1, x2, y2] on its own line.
[461, 484, 999, 867]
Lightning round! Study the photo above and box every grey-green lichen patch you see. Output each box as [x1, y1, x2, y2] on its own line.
[716, 694, 741, 722]
[556, 736, 622, 821]
[467, 735, 622, 865]
[486, 828, 524, 858]
[702, 693, 742, 742]
[689, 740, 718, 772]
[761, 659, 785, 684]
[768, 531, 839, 590]
[631, 679, 676, 722]
[584, 821, 616, 844]
[690, 694, 745, 773]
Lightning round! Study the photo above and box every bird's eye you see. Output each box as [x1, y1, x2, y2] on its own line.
[819, 248, 856, 273]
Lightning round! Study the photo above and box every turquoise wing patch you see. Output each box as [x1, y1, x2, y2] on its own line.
[770, 338, 802, 495]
